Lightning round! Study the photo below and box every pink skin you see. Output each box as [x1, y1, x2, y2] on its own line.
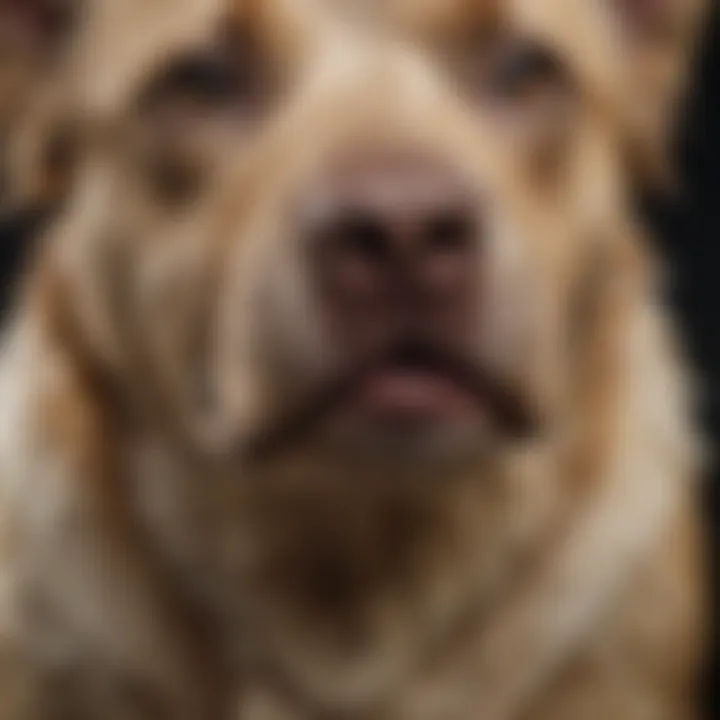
[352, 366, 484, 427]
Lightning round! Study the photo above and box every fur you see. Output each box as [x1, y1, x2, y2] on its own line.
[0, 1, 709, 718]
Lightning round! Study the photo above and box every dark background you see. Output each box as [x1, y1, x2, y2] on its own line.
[643, 4, 720, 714]
[0, 5, 718, 714]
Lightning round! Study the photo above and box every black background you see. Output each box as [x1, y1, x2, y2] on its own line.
[650, 4, 720, 714]
[0, 6, 718, 714]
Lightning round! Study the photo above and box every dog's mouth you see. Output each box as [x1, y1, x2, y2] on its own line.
[244, 340, 539, 461]
[350, 344, 508, 427]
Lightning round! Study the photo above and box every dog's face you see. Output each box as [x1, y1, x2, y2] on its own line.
[44, 0, 695, 471]
[24, 2, 704, 705]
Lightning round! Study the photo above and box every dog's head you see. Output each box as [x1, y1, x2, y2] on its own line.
[18, 2, 704, 706]
[32, 0, 699, 473]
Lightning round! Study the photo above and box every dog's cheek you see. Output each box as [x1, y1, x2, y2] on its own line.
[126, 230, 218, 400]
[213, 220, 331, 435]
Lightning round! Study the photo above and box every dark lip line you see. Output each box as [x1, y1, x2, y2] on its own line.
[240, 339, 540, 462]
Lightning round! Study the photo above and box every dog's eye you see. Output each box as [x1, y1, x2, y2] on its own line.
[484, 41, 568, 101]
[140, 35, 273, 120]
[157, 55, 249, 107]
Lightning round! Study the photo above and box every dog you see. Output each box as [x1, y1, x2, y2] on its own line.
[0, 0, 709, 718]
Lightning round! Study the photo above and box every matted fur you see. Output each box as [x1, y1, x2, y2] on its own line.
[0, 0, 708, 718]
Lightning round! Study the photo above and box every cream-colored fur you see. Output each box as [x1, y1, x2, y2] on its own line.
[0, 1, 708, 718]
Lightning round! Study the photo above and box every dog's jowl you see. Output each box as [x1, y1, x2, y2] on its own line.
[0, 0, 709, 718]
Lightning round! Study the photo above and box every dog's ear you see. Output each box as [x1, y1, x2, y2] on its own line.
[595, 0, 708, 190]
[519, 0, 708, 191]
[0, 0, 79, 60]
[0, 0, 85, 213]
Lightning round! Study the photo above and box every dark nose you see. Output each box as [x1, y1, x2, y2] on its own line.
[306, 150, 480, 343]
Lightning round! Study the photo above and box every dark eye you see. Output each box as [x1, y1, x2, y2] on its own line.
[139, 30, 273, 119]
[485, 42, 568, 100]
[141, 51, 254, 114]
[158, 54, 248, 107]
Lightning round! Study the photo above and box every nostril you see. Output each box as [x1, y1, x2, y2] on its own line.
[424, 211, 476, 255]
[331, 213, 390, 263]
[313, 211, 393, 304]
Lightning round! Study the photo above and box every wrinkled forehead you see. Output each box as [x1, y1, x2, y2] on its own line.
[319, 0, 498, 35]
[73, 0, 571, 114]
[74, 0, 311, 114]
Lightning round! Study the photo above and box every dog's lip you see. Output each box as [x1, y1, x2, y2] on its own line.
[241, 341, 539, 461]
[351, 364, 479, 422]
[346, 344, 489, 423]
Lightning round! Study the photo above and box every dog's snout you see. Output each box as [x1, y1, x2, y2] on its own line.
[306, 150, 481, 341]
